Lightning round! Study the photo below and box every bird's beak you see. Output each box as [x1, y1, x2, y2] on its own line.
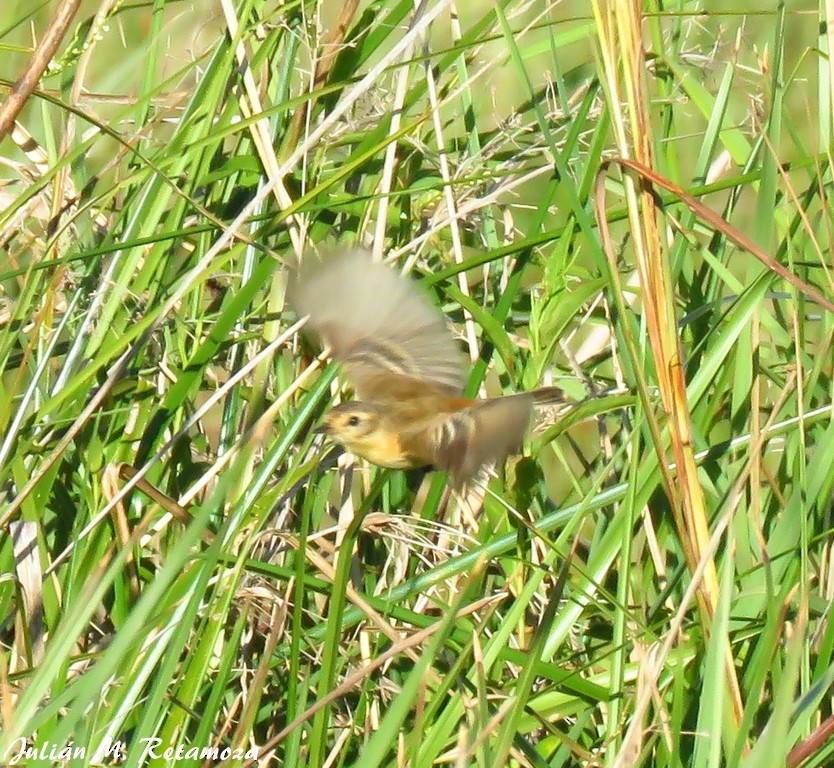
[314, 420, 332, 435]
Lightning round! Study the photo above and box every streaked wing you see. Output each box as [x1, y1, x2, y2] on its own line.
[290, 248, 466, 398]
[425, 393, 534, 486]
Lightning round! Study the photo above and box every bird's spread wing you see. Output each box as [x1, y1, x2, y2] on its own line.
[424, 393, 534, 486]
[290, 248, 466, 399]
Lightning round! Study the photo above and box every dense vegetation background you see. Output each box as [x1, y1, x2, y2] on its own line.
[1, 0, 834, 766]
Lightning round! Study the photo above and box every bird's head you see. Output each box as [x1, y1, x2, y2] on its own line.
[315, 401, 412, 469]
[317, 401, 385, 451]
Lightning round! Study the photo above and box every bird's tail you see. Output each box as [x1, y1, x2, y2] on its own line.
[530, 386, 566, 406]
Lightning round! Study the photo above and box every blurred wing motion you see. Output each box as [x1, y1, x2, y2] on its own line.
[290, 249, 465, 400]
[422, 393, 534, 487]
[424, 387, 565, 485]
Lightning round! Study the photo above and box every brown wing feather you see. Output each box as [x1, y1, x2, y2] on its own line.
[427, 393, 534, 486]
[289, 248, 465, 399]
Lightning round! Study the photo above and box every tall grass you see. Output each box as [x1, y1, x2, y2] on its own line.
[1, 0, 833, 766]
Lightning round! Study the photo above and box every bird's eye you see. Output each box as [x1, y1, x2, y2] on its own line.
[347, 415, 361, 427]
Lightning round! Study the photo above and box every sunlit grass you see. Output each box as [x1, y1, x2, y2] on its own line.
[1, 1, 833, 766]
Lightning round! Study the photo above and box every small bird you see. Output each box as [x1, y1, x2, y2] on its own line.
[290, 248, 563, 487]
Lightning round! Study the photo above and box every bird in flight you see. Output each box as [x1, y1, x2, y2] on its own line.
[290, 248, 563, 487]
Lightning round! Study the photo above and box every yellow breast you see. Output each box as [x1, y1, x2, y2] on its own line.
[346, 428, 418, 469]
